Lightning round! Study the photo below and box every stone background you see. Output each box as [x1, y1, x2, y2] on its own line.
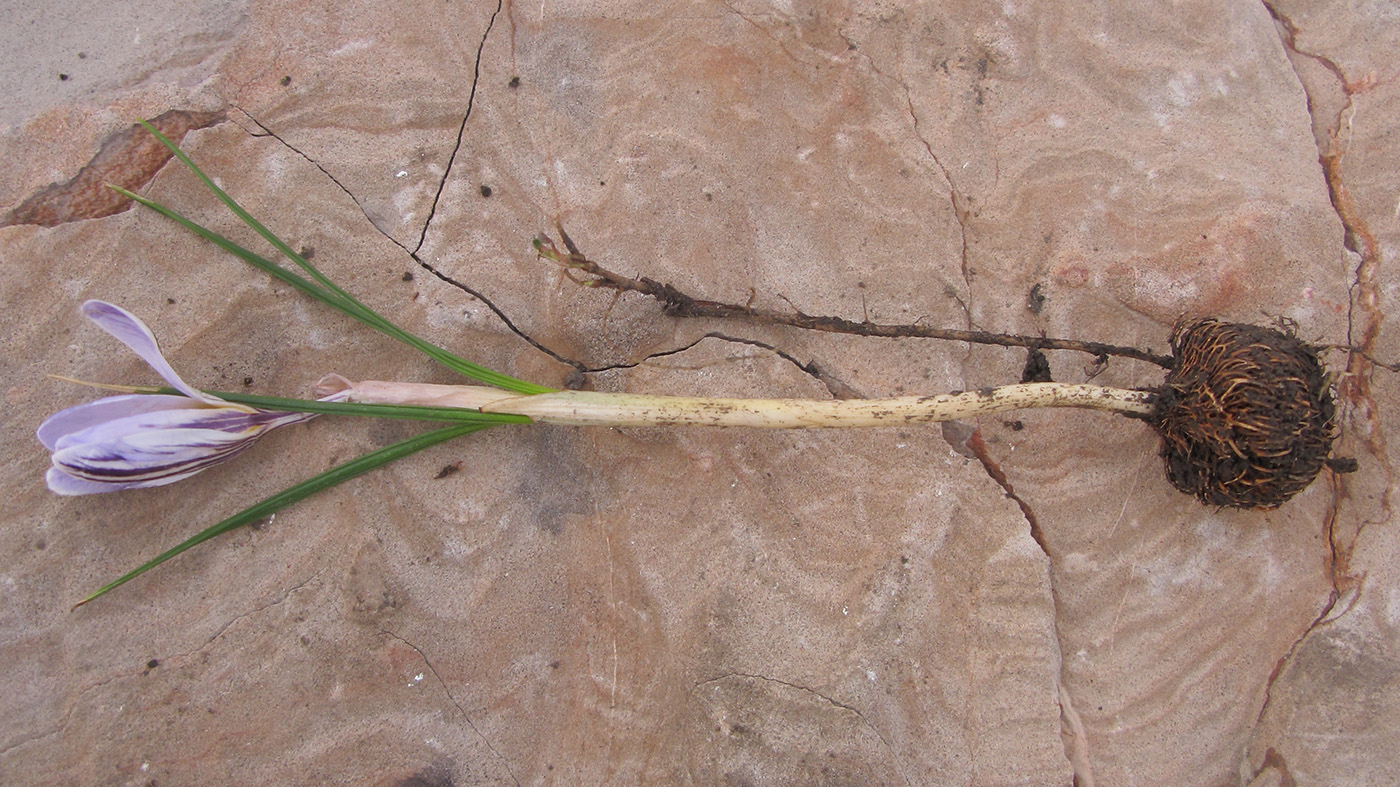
[1, 1, 1396, 784]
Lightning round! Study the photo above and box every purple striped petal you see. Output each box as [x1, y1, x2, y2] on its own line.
[80, 301, 229, 406]
[52, 405, 305, 450]
[40, 302, 335, 495]
[53, 426, 260, 485]
[42, 396, 318, 495]
[45, 468, 162, 496]
[37, 394, 204, 451]
[47, 406, 316, 495]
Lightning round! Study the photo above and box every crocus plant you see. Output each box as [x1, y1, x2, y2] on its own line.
[45, 122, 1342, 606]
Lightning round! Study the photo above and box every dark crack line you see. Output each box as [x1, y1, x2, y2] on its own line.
[959, 429, 1093, 785]
[903, 92, 974, 319]
[195, 570, 323, 650]
[1264, 1, 1380, 344]
[349, 0, 593, 380]
[1249, 5, 1389, 762]
[1255, 472, 1355, 729]
[234, 108, 363, 211]
[231, 84, 592, 379]
[716, 0, 806, 67]
[693, 671, 909, 785]
[413, 0, 503, 257]
[583, 332, 793, 375]
[837, 34, 975, 328]
[0, 721, 63, 758]
[1262, 2, 1350, 89]
[1262, 0, 1393, 581]
[696, 671, 865, 715]
[1254, 582, 1362, 727]
[221, 113, 853, 391]
[1262, 2, 1387, 374]
[581, 331, 859, 398]
[856, 37, 976, 327]
[379, 627, 521, 787]
[962, 427, 1046, 550]
[413, 257, 586, 372]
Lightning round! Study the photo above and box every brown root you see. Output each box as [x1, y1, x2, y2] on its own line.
[1150, 318, 1339, 510]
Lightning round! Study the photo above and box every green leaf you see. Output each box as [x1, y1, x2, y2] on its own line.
[127, 121, 553, 395]
[109, 185, 342, 311]
[113, 183, 532, 390]
[74, 422, 496, 607]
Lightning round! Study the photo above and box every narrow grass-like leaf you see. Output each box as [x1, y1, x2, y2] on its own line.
[114, 181, 546, 393]
[74, 422, 495, 607]
[110, 185, 342, 311]
[137, 121, 370, 318]
[112, 184, 475, 380]
[129, 122, 552, 395]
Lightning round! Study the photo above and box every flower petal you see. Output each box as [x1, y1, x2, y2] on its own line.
[80, 301, 230, 406]
[47, 403, 318, 494]
[36, 394, 205, 450]
[52, 405, 313, 453]
[53, 425, 263, 484]
[39, 303, 338, 495]
[46, 467, 170, 496]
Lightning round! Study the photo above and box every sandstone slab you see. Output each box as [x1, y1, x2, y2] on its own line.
[2, 1, 1396, 784]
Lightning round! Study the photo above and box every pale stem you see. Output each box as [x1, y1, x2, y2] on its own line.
[319, 376, 1156, 428]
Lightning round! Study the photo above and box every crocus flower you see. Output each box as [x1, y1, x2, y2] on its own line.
[38, 301, 329, 496]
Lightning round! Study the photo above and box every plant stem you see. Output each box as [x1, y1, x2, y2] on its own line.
[329, 379, 1157, 428]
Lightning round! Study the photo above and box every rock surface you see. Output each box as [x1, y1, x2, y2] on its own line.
[1, 1, 1395, 784]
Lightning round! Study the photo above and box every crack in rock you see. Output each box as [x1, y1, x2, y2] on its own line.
[1, 574, 322, 758]
[413, 0, 502, 257]
[953, 426, 1092, 785]
[234, 108, 364, 215]
[903, 101, 975, 309]
[832, 34, 974, 327]
[1058, 683, 1095, 787]
[716, 1, 808, 68]
[222, 3, 855, 403]
[231, 109, 852, 400]
[581, 331, 860, 399]
[1261, 2, 1392, 518]
[1258, 476, 1356, 726]
[230, 92, 585, 379]
[1255, 582, 1362, 727]
[412, 257, 587, 373]
[378, 627, 521, 787]
[192, 571, 323, 652]
[231, 1, 577, 384]
[1247, 6, 1392, 774]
